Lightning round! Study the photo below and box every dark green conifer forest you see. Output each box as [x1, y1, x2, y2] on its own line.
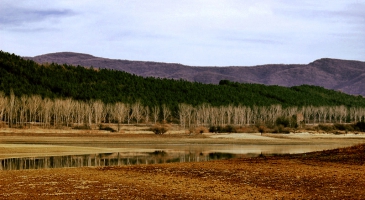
[1, 50, 364, 110]
[1, 50, 365, 130]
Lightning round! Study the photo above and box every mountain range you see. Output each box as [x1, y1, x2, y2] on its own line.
[25, 52, 365, 96]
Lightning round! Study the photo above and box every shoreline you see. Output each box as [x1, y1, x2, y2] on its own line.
[0, 143, 364, 199]
[1, 130, 365, 158]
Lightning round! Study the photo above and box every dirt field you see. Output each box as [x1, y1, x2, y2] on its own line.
[0, 144, 364, 199]
[1, 130, 365, 199]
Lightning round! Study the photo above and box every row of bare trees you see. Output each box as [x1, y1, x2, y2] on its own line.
[0, 92, 171, 129]
[178, 103, 365, 128]
[1, 92, 365, 129]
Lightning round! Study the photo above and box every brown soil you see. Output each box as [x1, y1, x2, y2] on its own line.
[1, 143, 365, 199]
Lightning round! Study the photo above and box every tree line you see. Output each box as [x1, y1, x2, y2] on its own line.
[1, 50, 365, 116]
[1, 92, 364, 131]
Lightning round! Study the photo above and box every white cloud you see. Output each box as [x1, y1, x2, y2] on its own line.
[0, 0, 364, 66]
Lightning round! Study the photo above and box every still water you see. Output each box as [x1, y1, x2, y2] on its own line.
[0, 143, 356, 171]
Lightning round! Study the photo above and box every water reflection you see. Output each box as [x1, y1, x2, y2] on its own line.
[0, 151, 240, 171]
[1, 143, 358, 171]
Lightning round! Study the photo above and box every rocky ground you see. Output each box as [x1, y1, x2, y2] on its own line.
[0, 143, 365, 199]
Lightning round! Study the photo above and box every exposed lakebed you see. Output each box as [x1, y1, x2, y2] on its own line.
[1, 132, 365, 170]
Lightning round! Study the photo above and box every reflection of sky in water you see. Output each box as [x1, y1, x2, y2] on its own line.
[0, 143, 356, 171]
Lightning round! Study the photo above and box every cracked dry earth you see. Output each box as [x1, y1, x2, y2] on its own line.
[1, 144, 365, 199]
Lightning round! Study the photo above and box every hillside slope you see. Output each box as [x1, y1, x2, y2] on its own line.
[1, 50, 365, 109]
[26, 52, 365, 96]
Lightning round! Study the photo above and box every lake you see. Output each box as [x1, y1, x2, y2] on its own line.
[0, 142, 357, 171]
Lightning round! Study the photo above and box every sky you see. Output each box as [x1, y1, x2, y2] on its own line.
[1, 0, 364, 66]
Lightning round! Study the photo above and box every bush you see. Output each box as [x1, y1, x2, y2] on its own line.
[276, 117, 290, 127]
[276, 116, 298, 128]
[150, 123, 170, 134]
[98, 124, 117, 132]
[354, 121, 365, 132]
[334, 123, 354, 132]
[209, 125, 237, 133]
[257, 125, 266, 134]
[209, 126, 217, 133]
[190, 126, 209, 134]
[224, 125, 235, 133]
[318, 124, 333, 132]
[72, 124, 91, 130]
[272, 125, 290, 134]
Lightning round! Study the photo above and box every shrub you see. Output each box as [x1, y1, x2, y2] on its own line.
[209, 125, 237, 133]
[257, 125, 266, 135]
[318, 124, 333, 132]
[276, 116, 290, 127]
[354, 121, 365, 132]
[98, 124, 117, 132]
[334, 123, 354, 132]
[150, 123, 170, 134]
[272, 125, 290, 134]
[224, 125, 235, 133]
[190, 126, 209, 134]
[209, 126, 217, 133]
[72, 124, 91, 130]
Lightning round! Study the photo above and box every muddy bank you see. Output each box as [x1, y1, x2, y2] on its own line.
[0, 133, 364, 156]
[1, 132, 365, 159]
[0, 144, 364, 199]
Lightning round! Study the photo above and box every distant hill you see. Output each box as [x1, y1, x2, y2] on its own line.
[2, 50, 365, 110]
[25, 52, 365, 96]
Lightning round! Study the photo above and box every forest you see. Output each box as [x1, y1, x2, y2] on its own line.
[1, 50, 365, 131]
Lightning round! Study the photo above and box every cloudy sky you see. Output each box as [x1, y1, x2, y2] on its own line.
[1, 0, 364, 66]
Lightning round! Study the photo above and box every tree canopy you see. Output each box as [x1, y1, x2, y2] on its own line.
[1, 50, 365, 112]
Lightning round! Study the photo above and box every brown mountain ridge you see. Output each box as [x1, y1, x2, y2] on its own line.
[25, 52, 365, 96]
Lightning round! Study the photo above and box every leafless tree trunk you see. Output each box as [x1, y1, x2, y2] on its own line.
[0, 92, 7, 123]
[143, 106, 150, 124]
[337, 105, 347, 124]
[132, 101, 143, 124]
[17, 95, 29, 127]
[113, 102, 127, 131]
[226, 105, 234, 125]
[161, 104, 171, 122]
[178, 103, 187, 128]
[41, 98, 53, 128]
[62, 98, 75, 127]
[8, 91, 16, 128]
[28, 95, 41, 125]
[93, 100, 104, 125]
[126, 104, 134, 124]
[151, 106, 160, 124]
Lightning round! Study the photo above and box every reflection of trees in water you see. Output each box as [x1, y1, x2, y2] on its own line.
[1, 151, 233, 171]
[148, 150, 167, 156]
[208, 152, 236, 160]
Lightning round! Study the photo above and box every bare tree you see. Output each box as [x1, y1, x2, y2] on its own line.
[132, 101, 144, 124]
[143, 106, 150, 124]
[8, 90, 16, 128]
[126, 104, 133, 124]
[61, 98, 75, 127]
[18, 95, 28, 126]
[113, 102, 127, 131]
[178, 103, 194, 128]
[28, 95, 42, 125]
[337, 105, 347, 124]
[151, 105, 160, 124]
[0, 92, 7, 123]
[41, 98, 53, 127]
[161, 104, 171, 122]
[226, 104, 234, 125]
[93, 100, 104, 125]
